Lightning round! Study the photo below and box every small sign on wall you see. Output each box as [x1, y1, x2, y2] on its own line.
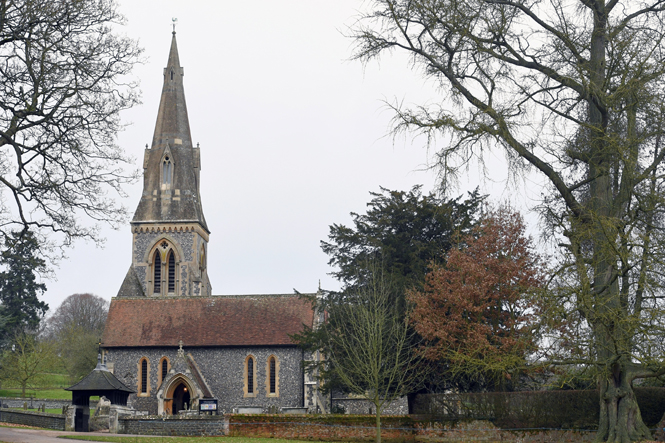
[199, 398, 218, 415]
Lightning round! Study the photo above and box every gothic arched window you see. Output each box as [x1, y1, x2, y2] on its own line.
[153, 251, 162, 294]
[139, 357, 150, 395]
[247, 357, 254, 393]
[266, 355, 279, 397]
[162, 156, 172, 185]
[159, 357, 169, 387]
[244, 355, 256, 397]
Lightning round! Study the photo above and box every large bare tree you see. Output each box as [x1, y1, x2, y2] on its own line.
[0, 0, 141, 251]
[323, 268, 426, 443]
[352, 1, 665, 442]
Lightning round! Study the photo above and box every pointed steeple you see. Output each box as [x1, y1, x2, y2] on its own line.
[132, 31, 208, 231]
[151, 31, 192, 150]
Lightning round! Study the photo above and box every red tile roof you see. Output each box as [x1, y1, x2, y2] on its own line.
[102, 295, 315, 348]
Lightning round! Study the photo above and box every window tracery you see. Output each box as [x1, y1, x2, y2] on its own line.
[150, 239, 179, 296]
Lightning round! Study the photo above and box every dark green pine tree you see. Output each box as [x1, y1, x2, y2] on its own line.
[294, 186, 486, 396]
[0, 231, 48, 336]
[321, 185, 485, 296]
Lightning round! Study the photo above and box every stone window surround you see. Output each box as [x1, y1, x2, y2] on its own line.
[138, 357, 151, 397]
[148, 239, 180, 296]
[243, 354, 257, 398]
[265, 354, 280, 397]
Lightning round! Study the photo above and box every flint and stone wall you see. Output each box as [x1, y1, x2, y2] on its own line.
[332, 396, 409, 415]
[0, 398, 72, 409]
[0, 409, 65, 430]
[119, 415, 228, 436]
[105, 346, 304, 415]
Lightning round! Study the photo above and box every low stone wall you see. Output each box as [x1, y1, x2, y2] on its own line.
[229, 415, 598, 442]
[0, 397, 72, 410]
[0, 409, 66, 430]
[228, 414, 413, 441]
[332, 397, 408, 415]
[111, 413, 605, 442]
[118, 415, 228, 436]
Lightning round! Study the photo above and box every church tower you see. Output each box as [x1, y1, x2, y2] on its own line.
[117, 31, 211, 298]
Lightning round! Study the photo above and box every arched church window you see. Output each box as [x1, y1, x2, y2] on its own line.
[139, 357, 149, 395]
[168, 250, 176, 293]
[159, 357, 169, 386]
[266, 355, 279, 397]
[244, 355, 256, 397]
[247, 357, 254, 393]
[163, 156, 172, 185]
[153, 251, 162, 294]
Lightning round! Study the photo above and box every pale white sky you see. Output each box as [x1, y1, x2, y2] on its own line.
[41, 1, 528, 311]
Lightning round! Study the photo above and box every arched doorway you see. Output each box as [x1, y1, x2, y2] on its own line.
[172, 382, 191, 414]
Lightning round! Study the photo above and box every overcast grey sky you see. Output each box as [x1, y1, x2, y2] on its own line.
[42, 0, 524, 311]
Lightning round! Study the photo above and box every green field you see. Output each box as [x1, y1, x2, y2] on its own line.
[59, 437, 317, 443]
[0, 388, 71, 399]
[0, 371, 73, 399]
[1, 372, 70, 389]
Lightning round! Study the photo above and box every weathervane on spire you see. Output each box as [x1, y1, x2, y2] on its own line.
[172, 17, 178, 34]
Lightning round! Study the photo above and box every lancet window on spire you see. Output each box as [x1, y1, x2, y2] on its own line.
[163, 155, 173, 186]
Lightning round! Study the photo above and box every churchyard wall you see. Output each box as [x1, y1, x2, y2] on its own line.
[118, 414, 228, 436]
[0, 397, 71, 409]
[0, 409, 65, 430]
[331, 396, 408, 415]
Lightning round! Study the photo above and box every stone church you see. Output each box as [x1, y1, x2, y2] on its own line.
[101, 32, 320, 416]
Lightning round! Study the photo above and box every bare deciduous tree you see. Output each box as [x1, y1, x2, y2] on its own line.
[325, 268, 426, 443]
[352, 1, 665, 441]
[0, 0, 142, 251]
[0, 331, 59, 397]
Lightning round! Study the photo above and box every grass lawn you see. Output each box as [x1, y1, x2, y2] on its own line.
[59, 437, 317, 443]
[0, 388, 71, 399]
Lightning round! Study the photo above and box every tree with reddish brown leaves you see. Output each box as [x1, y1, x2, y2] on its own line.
[408, 207, 545, 385]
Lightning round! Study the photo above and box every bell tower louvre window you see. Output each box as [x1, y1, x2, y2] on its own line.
[168, 250, 176, 293]
[153, 251, 162, 294]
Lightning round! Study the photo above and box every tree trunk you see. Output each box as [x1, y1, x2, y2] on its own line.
[375, 402, 382, 443]
[596, 363, 651, 443]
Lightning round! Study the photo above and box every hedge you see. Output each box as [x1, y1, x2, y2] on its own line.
[412, 387, 665, 429]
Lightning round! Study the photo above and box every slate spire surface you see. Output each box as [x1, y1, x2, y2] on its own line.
[132, 31, 208, 230]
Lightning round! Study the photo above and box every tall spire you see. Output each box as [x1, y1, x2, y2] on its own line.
[151, 31, 192, 150]
[132, 32, 208, 230]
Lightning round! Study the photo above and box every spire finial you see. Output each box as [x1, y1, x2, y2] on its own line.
[172, 17, 178, 34]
